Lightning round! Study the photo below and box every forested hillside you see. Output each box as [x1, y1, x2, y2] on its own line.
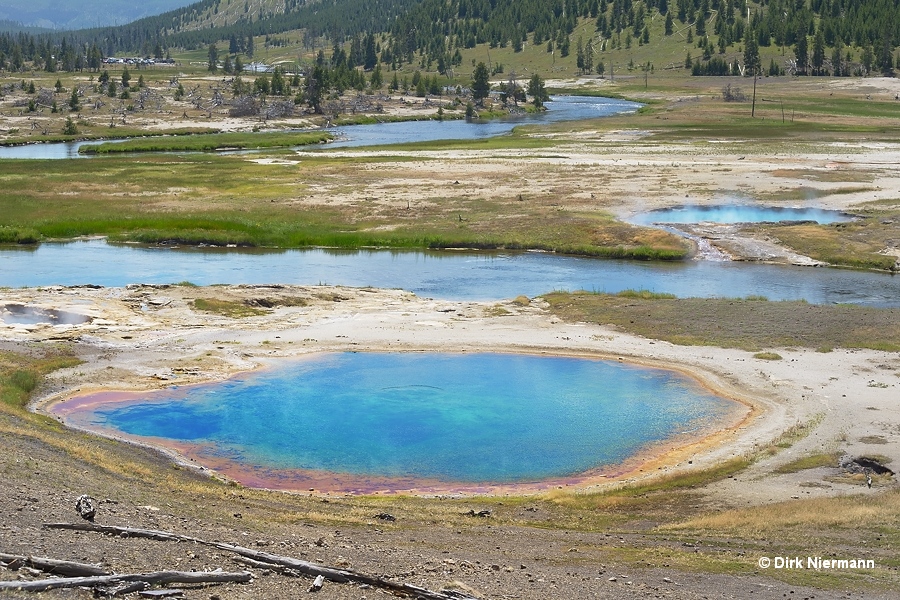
[386, 0, 899, 74]
[0, 0, 897, 78]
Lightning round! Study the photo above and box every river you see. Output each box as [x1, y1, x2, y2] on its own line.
[1, 239, 897, 306]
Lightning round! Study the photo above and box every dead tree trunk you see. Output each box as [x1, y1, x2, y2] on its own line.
[43, 523, 480, 600]
[0, 570, 252, 592]
[0, 552, 108, 577]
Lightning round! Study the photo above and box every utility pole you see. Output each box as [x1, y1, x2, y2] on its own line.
[751, 68, 758, 117]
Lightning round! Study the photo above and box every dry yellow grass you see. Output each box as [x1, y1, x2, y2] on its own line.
[670, 489, 900, 533]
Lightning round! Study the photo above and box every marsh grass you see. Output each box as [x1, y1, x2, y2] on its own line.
[0, 152, 690, 258]
[79, 131, 332, 154]
[0, 348, 81, 412]
[773, 452, 842, 474]
[0, 225, 39, 244]
[191, 298, 269, 318]
[544, 457, 751, 521]
[615, 289, 677, 300]
[751, 218, 900, 271]
[753, 351, 782, 360]
[542, 292, 900, 352]
[1, 127, 220, 147]
[331, 113, 463, 126]
[768, 416, 825, 452]
[859, 436, 889, 445]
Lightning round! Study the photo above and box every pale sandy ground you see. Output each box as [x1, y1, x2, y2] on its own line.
[291, 137, 900, 267]
[2, 284, 896, 502]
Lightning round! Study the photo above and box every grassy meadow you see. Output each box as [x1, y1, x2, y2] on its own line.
[0, 147, 691, 258]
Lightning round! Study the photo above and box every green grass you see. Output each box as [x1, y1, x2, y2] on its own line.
[774, 452, 842, 474]
[0, 225, 40, 244]
[757, 219, 900, 272]
[0, 151, 690, 258]
[0, 348, 81, 412]
[753, 351, 783, 360]
[331, 112, 464, 126]
[1, 127, 222, 147]
[191, 298, 269, 318]
[615, 289, 678, 300]
[79, 131, 332, 154]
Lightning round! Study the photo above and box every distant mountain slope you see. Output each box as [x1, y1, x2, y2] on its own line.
[81, 0, 422, 52]
[0, 0, 197, 29]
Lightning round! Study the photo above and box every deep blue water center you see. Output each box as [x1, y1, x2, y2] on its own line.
[79, 353, 737, 485]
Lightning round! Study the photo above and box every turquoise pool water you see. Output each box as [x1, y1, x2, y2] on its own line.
[56, 353, 740, 491]
[631, 205, 853, 225]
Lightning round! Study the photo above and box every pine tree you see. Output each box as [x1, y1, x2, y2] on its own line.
[69, 88, 80, 111]
[576, 36, 585, 73]
[208, 44, 219, 72]
[63, 116, 78, 135]
[811, 29, 825, 75]
[794, 34, 808, 75]
[744, 36, 760, 75]
[527, 73, 548, 108]
[471, 61, 490, 104]
[370, 64, 383, 89]
[364, 33, 377, 71]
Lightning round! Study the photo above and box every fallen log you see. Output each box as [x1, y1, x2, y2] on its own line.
[43, 523, 480, 600]
[232, 555, 301, 576]
[107, 580, 150, 596]
[44, 523, 190, 543]
[0, 552, 109, 577]
[0, 569, 252, 592]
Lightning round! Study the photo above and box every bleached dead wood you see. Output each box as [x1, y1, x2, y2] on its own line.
[309, 574, 325, 592]
[232, 555, 300, 575]
[0, 552, 108, 577]
[0, 569, 252, 592]
[43, 523, 480, 600]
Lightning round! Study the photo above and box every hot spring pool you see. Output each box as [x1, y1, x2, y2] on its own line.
[53, 352, 743, 493]
[0, 304, 92, 325]
[631, 205, 853, 225]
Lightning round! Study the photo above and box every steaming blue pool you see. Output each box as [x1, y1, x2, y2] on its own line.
[56, 352, 741, 491]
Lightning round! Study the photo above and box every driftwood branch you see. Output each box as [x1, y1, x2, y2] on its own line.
[232, 555, 300, 575]
[0, 569, 252, 592]
[43, 523, 479, 600]
[44, 522, 192, 542]
[0, 552, 109, 577]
